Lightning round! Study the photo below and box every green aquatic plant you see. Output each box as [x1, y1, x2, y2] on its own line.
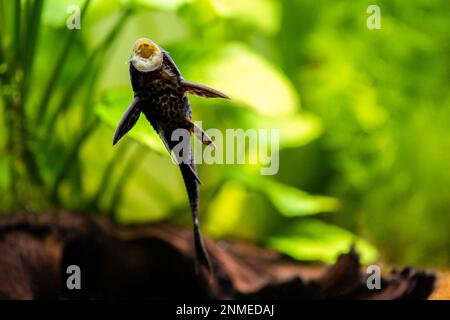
[0, 0, 382, 265]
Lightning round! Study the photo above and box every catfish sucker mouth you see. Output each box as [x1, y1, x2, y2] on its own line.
[130, 38, 163, 73]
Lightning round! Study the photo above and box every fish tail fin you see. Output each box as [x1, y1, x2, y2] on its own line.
[179, 163, 212, 275]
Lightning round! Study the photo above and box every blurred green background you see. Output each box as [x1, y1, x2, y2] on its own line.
[0, 0, 448, 268]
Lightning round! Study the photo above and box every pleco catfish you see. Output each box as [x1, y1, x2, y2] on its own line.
[112, 38, 229, 274]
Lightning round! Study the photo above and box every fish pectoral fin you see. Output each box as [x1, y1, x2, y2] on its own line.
[187, 119, 216, 148]
[113, 96, 142, 145]
[180, 80, 229, 99]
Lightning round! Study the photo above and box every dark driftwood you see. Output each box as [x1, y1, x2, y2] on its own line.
[0, 212, 436, 300]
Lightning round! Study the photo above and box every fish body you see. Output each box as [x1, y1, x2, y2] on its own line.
[113, 38, 228, 274]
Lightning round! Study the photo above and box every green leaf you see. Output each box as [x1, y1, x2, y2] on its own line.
[121, 0, 192, 11]
[204, 181, 247, 237]
[267, 219, 378, 264]
[248, 112, 323, 149]
[186, 99, 322, 150]
[42, 0, 86, 27]
[95, 88, 167, 154]
[265, 181, 339, 217]
[211, 0, 281, 34]
[187, 43, 300, 117]
[236, 173, 339, 217]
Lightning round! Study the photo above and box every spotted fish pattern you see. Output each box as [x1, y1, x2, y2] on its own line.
[113, 45, 228, 275]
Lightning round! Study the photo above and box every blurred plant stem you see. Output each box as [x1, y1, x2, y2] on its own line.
[35, 0, 92, 123]
[109, 143, 146, 221]
[0, 1, 5, 34]
[2, 0, 45, 211]
[88, 141, 128, 212]
[0, 1, 134, 211]
[22, 0, 43, 100]
[43, 7, 133, 142]
[20, 0, 44, 186]
[47, 7, 134, 204]
[13, 1, 21, 57]
[51, 118, 99, 204]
